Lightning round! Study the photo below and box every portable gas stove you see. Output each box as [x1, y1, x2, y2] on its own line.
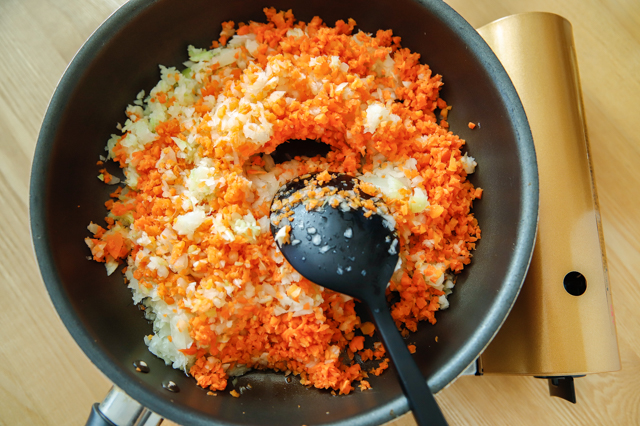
[468, 12, 620, 404]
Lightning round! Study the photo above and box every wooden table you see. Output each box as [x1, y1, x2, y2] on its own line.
[1, 0, 638, 424]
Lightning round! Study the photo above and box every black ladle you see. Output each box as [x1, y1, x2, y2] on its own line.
[270, 174, 448, 426]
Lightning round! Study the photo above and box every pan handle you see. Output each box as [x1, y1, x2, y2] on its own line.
[87, 403, 116, 426]
[85, 387, 163, 426]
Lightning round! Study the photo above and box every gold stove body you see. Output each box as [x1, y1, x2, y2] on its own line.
[476, 13, 620, 386]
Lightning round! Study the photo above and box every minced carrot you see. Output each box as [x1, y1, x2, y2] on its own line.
[177, 344, 201, 358]
[468, 122, 476, 129]
[348, 336, 365, 352]
[88, 7, 482, 397]
[104, 233, 124, 259]
[360, 322, 375, 336]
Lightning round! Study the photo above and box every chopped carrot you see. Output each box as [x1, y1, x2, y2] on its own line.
[349, 336, 365, 352]
[105, 233, 124, 259]
[179, 345, 198, 356]
[88, 7, 482, 397]
[360, 322, 375, 336]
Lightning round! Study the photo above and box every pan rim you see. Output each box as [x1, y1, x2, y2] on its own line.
[29, 0, 539, 424]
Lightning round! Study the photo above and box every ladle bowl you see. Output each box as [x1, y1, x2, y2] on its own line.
[270, 173, 448, 426]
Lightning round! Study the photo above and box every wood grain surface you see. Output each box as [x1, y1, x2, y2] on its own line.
[1, 0, 638, 425]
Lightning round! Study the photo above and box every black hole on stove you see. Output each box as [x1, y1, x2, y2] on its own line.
[563, 271, 587, 296]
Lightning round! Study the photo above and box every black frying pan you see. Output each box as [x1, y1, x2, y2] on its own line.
[30, 0, 538, 425]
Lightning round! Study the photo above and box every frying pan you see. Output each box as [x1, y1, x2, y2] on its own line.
[29, 0, 538, 425]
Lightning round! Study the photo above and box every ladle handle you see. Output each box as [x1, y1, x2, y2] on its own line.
[370, 303, 448, 426]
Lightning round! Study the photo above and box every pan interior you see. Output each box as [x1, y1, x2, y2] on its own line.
[30, 0, 537, 425]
